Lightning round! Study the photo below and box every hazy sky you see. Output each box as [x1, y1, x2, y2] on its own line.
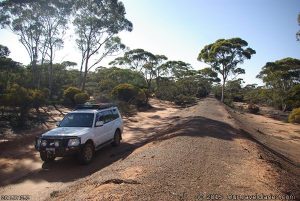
[0, 0, 299, 85]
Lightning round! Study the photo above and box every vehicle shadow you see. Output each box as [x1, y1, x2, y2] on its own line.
[1, 142, 137, 186]
[125, 116, 246, 146]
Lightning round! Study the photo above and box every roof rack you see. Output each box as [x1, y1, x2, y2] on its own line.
[75, 103, 116, 110]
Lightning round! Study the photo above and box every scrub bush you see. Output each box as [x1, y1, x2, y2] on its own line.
[248, 103, 260, 114]
[288, 108, 300, 123]
[74, 93, 89, 104]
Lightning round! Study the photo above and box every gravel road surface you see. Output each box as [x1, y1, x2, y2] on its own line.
[0, 98, 298, 201]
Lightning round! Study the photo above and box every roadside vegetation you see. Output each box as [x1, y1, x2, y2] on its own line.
[211, 57, 300, 123]
[0, 0, 299, 132]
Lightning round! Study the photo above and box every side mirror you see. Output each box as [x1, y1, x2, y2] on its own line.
[56, 121, 60, 127]
[95, 121, 104, 127]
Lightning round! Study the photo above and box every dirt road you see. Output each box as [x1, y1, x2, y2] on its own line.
[0, 98, 298, 200]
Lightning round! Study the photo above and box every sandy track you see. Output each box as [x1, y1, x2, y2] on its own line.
[45, 98, 298, 201]
[0, 98, 299, 200]
[0, 99, 179, 200]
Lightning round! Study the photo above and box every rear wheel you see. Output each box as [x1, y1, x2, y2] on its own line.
[40, 152, 55, 162]
[78, 142, 94, 165]
[112, 130, 121, 147]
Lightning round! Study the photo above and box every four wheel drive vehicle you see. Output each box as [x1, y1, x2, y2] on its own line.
[35, 104, 123, 164]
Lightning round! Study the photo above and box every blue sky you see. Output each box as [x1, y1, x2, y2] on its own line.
[0, 0, 299, 85]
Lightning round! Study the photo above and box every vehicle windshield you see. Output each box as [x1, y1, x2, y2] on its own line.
[59, 113, 94, 127]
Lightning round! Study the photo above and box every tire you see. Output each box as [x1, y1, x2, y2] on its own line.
[78, 142, 94, 165]
[40, 151, 55, 162]
[112, 130, 121, 147]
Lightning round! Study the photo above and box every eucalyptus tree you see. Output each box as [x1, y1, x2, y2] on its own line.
[73, 0, 132, 90]
[0, 0, 72, 90]
[198, 67, 220, 83]
[197, 38, 255, 102]
[0, 44, 25, 91]
[0, 0, 45, 88]
[257, 57, 300, 111]
[159, 60, 193, 80]
[39, 0, 72, 97]
[109, 49, 159, 93]
[0, 44, 10, 57]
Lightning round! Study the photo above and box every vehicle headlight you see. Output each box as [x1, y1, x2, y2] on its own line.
[41, 140, 47, 147]
[54, 141, 60, 147]
[68, 138, 80, 147]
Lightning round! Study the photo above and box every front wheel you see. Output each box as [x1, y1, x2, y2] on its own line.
[112, 130, 121, 147]
[40, 151, 55, 162]
[78, 142, 94, 165]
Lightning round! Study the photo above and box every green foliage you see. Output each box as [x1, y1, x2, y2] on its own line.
[111, 83, 146, 106]
[74, 92, 89, 104]
[74, 0, 132, 90]
[0, 1, 72, 88]
[155, 74, 210, 103]
[64, 87, 82, 105]
[257, 58, 300, 111]
[0, 44, 10, 57]
[159, 61, 192, 79]
[247, 103, 260, 114]
[212, 85, 222, 100]
[1, 84, 48, 127]
[223, 98, 234, 108]
[4, 84, 32, 108]
[94, 67, 146, 95]
[111, 83, 139, 102]
[174, 95, 197, 106]
[243, 87, 270, 105]
[155, 79, 178, 101]
[288, 108, 300, 123]
[198, 37, 255, 102]
[286, 84, 300, 109]
[110, 49, 167, 101]
[134, 89, 147, 106]
[30, 89, 47, 110]
[226, 79, 244, 102]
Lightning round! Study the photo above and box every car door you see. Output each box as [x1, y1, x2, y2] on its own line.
[111, 108, 122, 131]
[101, 110, 114, 141]
[94, 112, 108, 146]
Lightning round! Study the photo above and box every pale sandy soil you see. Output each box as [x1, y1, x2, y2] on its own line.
[231, 102, 300, 165]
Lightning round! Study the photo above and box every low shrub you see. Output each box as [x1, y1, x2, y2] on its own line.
[174, 95, 197, 106]
[111, 83, 138, 102]
[30, 89, 47, 110]
[288, 108, 300, 123]
[111, 83, 147, 106]
[63, 87, 82, 105]
[133, 89, 147, 107]
[74, 93, 89, 104]
[224, 99, 234, 108]
[248, 103, 260, 114]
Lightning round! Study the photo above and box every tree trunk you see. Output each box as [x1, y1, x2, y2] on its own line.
[49, 46, 53, 98]
[32, 59, 37, 88]
[221, 78, 225, 102]
[82, 70, 87, 91]
[81, 53, 90, 91]
[78, 60, 84, 88]
[81, 41, 91, 91]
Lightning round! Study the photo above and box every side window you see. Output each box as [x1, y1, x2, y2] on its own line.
[95, 112, 104, 124]
[112, 109, 120, 120]
[102, 110, 113, 124]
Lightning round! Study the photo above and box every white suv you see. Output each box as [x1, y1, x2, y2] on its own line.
[35, 104, 123, 164]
